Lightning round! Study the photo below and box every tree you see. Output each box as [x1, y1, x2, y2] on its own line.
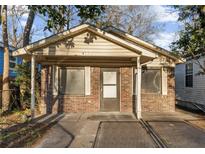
[15, 5, 104, 111]
[91, 6, 162, 42]
[7, 6, 30, 48]
[171, 6, 205, 74]
[23, 7, 35, 46]
[1, 5, 10, 112]
[0, 5, 105, 111]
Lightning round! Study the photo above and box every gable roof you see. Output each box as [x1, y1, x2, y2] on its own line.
[12, 24, 178, 62]
[104, 26, 178, 61]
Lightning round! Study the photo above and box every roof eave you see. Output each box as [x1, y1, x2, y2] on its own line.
[105, 27, 179, 62]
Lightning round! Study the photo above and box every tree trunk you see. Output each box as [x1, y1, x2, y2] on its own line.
[1, 5, 10, 111]
[0, 6, 2, 19]
[23, 8, 35, 46]
[11, 6, 18, 48]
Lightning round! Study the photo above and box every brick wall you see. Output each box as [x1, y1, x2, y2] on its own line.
[59, 67, 100, 113]
[40, 66, 174, 114]
[39, 66, 53, 114]
[141, 68, 175, 112]
[120, 67, 133, 112]
[40, 66, 100, 113]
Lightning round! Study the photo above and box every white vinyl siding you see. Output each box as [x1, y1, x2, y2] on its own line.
[175, 57, 205, 105]
[35, 31, 139, 57]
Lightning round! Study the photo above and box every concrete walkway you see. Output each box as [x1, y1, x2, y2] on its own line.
[33, 112, 136, 148]
[32, 110, 205, 148]
[143, 109, 205, 148]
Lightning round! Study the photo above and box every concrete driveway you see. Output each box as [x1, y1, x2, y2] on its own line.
[33, 112, 137, 148]
[148, 121, 205, 148]
[32, 110, 205, 148]
[94, 121, 157, 148]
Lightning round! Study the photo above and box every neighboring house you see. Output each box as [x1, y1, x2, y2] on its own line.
[12, 24, 179, 118]
[0, 42, 21, 107]
[175, 55, 205, 110]
[0, 42, 21, 78]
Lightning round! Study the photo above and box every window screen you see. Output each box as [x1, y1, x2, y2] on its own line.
[141, 69, 161, 94]
[185, 63, 193, 87]
[60, 68, 85, 95]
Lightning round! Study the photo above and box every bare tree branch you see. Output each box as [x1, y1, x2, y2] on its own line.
[23, 7, 35, 46]
[96, 6, 162, 42]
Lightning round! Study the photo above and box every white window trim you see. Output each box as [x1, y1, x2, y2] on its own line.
[161, 67, 168, 95]
[85, 66, 91, 95]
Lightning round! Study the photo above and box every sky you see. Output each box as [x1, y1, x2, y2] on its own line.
[1, 5, 183, 51]
[150, 5, 183, 50]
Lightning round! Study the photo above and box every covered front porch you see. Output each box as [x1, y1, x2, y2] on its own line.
[29, 55, 153, 119]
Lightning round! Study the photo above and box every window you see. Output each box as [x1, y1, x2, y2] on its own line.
[185, 63, 193, 87]
[10, 56, 16, 61]
[9, 52, 17, 70]
[9, 62, 16, 69]
[59, 67, 85, 95]
[141, 69, 161, 94]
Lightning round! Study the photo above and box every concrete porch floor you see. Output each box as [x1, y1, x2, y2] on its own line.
[142, 108, 205, 121]
[32, 110, 205, 148]
[33, 112, 137, 148]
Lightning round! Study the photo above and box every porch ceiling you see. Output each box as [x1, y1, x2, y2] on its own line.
[23, 55, 154, 66]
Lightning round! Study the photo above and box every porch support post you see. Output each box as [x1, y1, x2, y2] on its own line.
[31, 55, 35, 119]
[136, 56, 142, 119]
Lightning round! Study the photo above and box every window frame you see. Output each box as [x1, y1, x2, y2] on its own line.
[185, 63, 193, 88]
[9, 52, 17, 71]
[141, 68, 162, 94]
[59, 67, 85, 96]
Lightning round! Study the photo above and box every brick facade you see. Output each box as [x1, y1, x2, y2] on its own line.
[39, 66, 175, 114]
[141, 68, 175, 112]
[58, 67, 100, 113]
[40, 66, 134, 114]
[120, 67, 133, 112]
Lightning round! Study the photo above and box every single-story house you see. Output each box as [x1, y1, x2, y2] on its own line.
[0, 42, 22, 108]
[12, 24, 179, 119]
[175, 54, 205, 111]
